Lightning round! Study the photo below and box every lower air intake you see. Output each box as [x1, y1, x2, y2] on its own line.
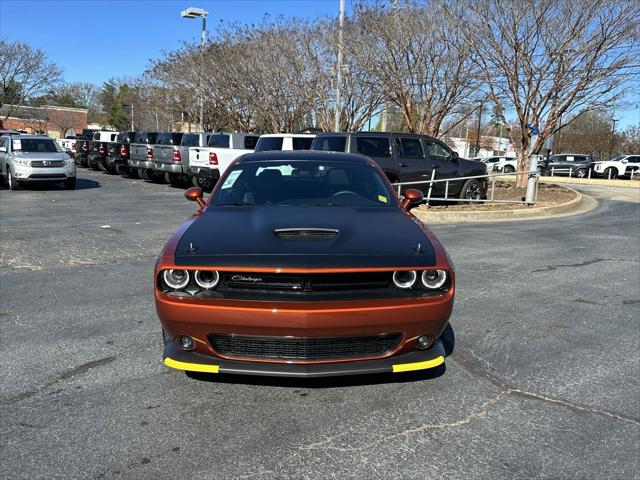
[274, 228, 338, 240]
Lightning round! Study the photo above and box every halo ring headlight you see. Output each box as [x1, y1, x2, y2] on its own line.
[421, 270, 447, 289]
[163, 269, 190, 290]
[392, 270, 417, 289]
[194, 270, 220, 289]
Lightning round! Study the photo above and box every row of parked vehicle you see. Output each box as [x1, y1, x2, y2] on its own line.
[481, 153, 640, 178]
[62, 129, 489, 200]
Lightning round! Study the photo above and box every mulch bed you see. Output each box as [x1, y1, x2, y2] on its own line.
[416, 181, 577, 212]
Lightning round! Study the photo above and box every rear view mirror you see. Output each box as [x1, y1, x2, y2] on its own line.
[185, 187, 206, 208]
[401, 188, 424, 210]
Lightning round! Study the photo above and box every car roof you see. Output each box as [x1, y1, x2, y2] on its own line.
[314, 131, 438, 140]
[6, 134, 53, 140]
[259, 133, 316, 138]
[236, 150, 373, 165]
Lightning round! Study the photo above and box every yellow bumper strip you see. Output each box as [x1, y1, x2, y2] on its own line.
[392, 355, 445, 373]
[164, 357, 220, 374]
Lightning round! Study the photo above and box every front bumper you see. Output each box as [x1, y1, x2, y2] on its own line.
[163, 337, 446, 377]
[13, 164, 75, 181]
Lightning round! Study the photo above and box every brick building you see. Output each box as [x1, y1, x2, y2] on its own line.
[0, 104, 88, 138]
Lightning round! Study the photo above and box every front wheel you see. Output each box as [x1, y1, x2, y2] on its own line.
[503, 165, 515, 174]
[603, 167, 616, 179]
[63, 177, 76, 190]
[459, 179, 483, 202]
[8, 169, 20, 190]
[575, 168, 587, 178]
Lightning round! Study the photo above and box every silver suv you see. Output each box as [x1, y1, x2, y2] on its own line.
[0, 135, 76, 190]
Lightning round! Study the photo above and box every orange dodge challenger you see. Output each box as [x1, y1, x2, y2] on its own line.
[156, 151, 455, 378]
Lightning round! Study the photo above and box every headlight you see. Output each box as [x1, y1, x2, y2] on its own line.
[194, 270, 220, 289]
[421, 270, 447, 289]
[14, 158, 30, 166]
[162, 269, 190, 289]
[64, 157, 74, 165]
[392, 270, 417, 289]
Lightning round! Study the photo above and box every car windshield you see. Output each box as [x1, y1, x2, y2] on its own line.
[17, 139, 61, 153]
[211, 160, 395, 207]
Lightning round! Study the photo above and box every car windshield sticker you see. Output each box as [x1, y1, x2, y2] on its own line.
[12, 139, 21, 151]
[378, 195, 388, 204]
[221, 169, 242, 189]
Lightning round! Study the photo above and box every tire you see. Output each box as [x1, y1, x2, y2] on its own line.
[575, 168, 587, 178]
[536, 166, 545, 176]
[603, 167, 616, 179]
[503, 165, 515, 174]
[459, 179, 483, 202]
[124, 166, 140, 179]
[167, 173, 184, 188]
[137, 168, 148, 180]
[148, 171, 165, 183]
[439, 323, 455, 357]
[63, 177, 76, 190]
[8, 168, 20, 190]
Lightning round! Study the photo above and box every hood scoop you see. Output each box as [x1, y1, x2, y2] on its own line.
[274, 228, 339, 240]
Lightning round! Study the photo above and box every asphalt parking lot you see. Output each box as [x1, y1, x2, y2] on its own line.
[1, 170, 638, 480]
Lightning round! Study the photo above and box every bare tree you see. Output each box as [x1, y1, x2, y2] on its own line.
[453, 0, 640, 186]
[0, 39, 62, 118]
[349, 1, 481, 136]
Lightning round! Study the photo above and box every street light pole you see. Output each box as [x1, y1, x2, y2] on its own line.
[333, 0, 345, 132]
[181, 7, 208, 132]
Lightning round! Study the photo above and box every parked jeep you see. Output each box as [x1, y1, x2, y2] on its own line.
[311, 132, 487, 200]
[539, 153, 593, 177]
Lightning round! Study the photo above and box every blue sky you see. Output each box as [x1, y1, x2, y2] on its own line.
[1, 0, 638, 128]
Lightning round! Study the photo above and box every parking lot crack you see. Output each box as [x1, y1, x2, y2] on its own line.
[451, 352, 640, 426]
[0, 356, 116, 406]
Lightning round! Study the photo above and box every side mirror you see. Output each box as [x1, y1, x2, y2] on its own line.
[451, 151, 459, 159]
[401, 188, 424, 210]
[185, 186, 206, 208]
[0, 146, 6, 153]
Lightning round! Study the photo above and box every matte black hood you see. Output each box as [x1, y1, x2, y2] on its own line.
[174, 206, 436, 268]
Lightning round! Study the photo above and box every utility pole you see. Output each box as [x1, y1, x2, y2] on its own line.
[609, 118, 617, 160]
[475, 102, 483, 157]
[333, 0, 345, 132]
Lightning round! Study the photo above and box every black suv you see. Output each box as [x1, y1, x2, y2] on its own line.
[311, 132, 487, 200]
[539, 153, 593, 177]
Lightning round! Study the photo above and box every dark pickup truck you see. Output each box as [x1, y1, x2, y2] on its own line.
[104, 131, 137, 176]
[311, 132, 487, 200]
[73, 128, 100, 166]
[87, 131, 118, 170]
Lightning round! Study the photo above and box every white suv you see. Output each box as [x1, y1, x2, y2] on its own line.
[592, 155, 640, 178]
[0, 135, 76, 190]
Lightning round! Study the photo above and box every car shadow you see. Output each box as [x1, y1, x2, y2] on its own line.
[185, 363, 446, 388]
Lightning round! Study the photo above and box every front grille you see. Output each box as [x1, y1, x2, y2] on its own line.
[31, 160, 65, 167]
[222, 271, 390, 293]
[275, 228, 339, 240]
[29, 174, 66, 179]
[208, 333, 402, 361]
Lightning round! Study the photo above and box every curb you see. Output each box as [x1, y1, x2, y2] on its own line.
[412, 186, 595, 223]
[538, 176, 639, 189]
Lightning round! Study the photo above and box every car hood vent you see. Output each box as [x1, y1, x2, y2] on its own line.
[274, 228, 339, 240]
